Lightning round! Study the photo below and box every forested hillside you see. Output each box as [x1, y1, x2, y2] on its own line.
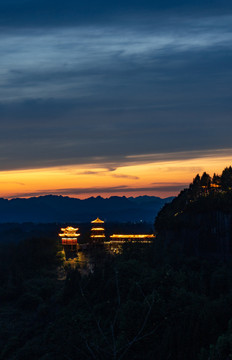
[155, 166, 232, 259]
[1, 237, 232, 359]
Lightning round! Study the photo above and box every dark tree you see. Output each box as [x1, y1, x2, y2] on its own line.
[200, 172, 211, 188]
[212, 173, 221, 186]
[221, 166, 232, 190]
[193, 174, 201, 186]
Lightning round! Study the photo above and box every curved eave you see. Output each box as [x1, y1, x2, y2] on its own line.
[59, 234, 81, 237]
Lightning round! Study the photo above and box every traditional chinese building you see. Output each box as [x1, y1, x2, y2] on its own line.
[90, 217, 105, 243]
[59, 226, 80, 251]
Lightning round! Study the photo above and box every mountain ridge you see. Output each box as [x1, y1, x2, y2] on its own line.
[0, 195, 174, 223]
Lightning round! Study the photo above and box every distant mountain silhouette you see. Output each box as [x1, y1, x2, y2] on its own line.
[0, 195, 174, 223]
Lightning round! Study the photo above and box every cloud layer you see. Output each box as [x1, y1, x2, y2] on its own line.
[0, 1, 232, 173]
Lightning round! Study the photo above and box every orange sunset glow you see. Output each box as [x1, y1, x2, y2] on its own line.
[1, 150, 232, 199]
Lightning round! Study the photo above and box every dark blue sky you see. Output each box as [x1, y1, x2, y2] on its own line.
[1, 0, 232, 172]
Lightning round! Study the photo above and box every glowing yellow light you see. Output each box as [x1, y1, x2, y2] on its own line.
[62, 239, 79, 244]
[61, 226, 79, 231]
[91, 235, 106, 238]
[104, 240, 153, 244]
[59, 226, 80, 238]
[59, 233, 81, 237]
[110, 234, 155, 239]
[91, 218, 104, 223]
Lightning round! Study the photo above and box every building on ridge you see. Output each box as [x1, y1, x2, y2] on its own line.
[59, 226, 80, 251]
[90, 218, 106, 243]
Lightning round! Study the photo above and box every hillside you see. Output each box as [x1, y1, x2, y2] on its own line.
[155, 166, 232, 259]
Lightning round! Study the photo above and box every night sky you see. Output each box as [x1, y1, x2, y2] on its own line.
[1, 0, 232, 198]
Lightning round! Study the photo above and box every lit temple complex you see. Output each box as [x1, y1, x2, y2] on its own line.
[59, 218, 156, 255]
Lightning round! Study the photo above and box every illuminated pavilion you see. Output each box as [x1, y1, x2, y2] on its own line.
[59, 226, 80, 251]
[90, 217, 106, 243]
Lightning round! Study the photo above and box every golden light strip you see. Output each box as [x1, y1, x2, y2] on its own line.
[110, 234, 155, 239]
[91, 235, 106, 238]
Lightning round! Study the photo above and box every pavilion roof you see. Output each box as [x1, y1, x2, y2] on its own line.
[91, 217, 104, 224]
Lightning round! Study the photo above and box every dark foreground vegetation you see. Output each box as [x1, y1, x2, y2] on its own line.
[0, 237, 232, 360]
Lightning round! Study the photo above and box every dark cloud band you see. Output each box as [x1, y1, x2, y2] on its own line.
[0, 2, 231, 174]
[0, 0, 231, 28]
[9, 183, 188, 199]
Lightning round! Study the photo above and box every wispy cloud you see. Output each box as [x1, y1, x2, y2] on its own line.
[111, 174, 139, 180]
[78, 170, 104, 175]
[0, 181, 25, 186]
[77, 170, 139, 179]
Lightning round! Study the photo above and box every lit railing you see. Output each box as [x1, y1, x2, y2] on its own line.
[59, 233, 80, 237]
[91, 235, 106, 238]
[110, 234, 155, 239]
